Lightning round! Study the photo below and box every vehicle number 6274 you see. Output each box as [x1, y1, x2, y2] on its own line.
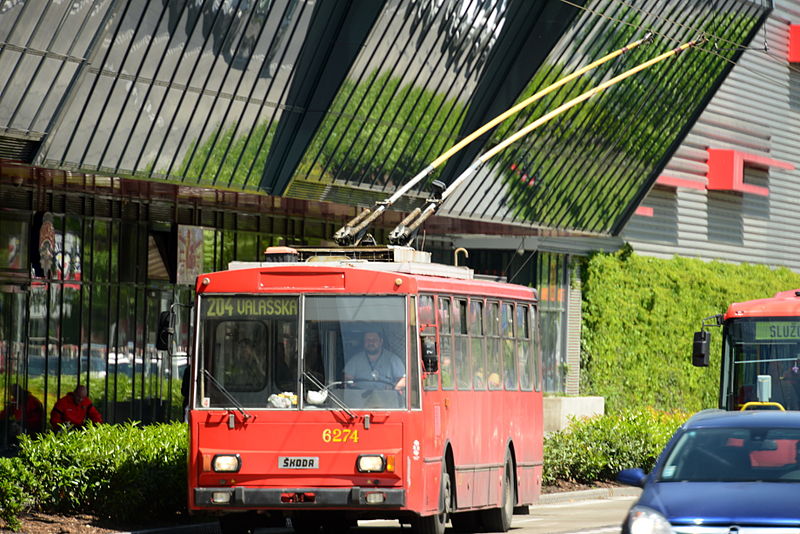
[322, 428, 359, 443]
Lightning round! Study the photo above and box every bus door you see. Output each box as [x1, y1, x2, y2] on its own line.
[418, 294, 445, 511]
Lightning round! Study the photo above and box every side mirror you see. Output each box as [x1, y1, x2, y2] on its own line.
[617, 468, 647, 488]
[422, 337, 438, 373]
[692, 330, 710, 367]
[156, 310, 172, 351]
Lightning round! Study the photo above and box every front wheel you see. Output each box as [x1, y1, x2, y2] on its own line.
[415, 466, 452, 534]
[482, 452, 514, 532]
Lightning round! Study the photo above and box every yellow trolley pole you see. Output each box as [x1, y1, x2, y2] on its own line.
[333, 34, 654, 245]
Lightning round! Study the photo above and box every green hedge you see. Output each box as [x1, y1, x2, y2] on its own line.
[1, 422, 187, 530]
[581, 249, 800, 413]
[543, 409, 688, 485]
[0, 411, 684, 529]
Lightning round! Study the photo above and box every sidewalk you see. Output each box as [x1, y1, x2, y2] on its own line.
[538, 486, 641, 505]
[127, 488, 641, 534]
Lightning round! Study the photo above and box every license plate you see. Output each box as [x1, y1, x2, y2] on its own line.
[278, 456, 319, 469]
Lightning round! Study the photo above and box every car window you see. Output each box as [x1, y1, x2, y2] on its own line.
[659, 427, 800, 482]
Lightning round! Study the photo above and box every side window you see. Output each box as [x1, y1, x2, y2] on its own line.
[486, 301, 502, 390]
[455, 298, 470, 390]
[502, 302, 517, 390]
[438, 296, 455, 390]
[420, 295, 438, 391]
[517, 304, 533, 391]
[469, 299, 485, 390]
[532, 305, 542, 392]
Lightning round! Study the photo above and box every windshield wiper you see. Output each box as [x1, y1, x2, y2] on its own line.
[303, 371, 355, 420]
[203, 369, 251, 421]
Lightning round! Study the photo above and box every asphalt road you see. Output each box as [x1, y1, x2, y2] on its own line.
[346, 493, 639, 534]
[143, 490, 640, 534]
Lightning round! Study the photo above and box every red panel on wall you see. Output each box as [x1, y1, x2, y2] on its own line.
[790, 25, 800, 63]
[656, 174, 706, 190]
[706, 149, 795, 196]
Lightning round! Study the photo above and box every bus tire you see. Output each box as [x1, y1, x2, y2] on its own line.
[415, 465, 452, 534]
[481, 451, 514, 532]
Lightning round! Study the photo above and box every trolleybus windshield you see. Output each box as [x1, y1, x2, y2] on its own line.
[724, 317, 800, 410]
[197, 295, 408, 411]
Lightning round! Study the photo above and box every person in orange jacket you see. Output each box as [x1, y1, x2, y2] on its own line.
[50, 385, 103, 430]
[0, 384, 45, 438]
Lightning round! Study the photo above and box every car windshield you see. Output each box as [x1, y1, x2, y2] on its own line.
[659, 427, 800, 482]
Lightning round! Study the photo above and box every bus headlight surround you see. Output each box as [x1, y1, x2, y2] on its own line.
[212, 454, 241, 473]
[357, 454, 386, 473]
[626, 506, 672, 534]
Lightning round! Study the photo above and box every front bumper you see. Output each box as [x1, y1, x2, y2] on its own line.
[195, 487, 406, 509]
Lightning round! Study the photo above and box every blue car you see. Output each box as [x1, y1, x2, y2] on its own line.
[618, 410, 800, 533]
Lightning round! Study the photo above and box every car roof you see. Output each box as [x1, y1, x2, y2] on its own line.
[683, 409, 800, 430]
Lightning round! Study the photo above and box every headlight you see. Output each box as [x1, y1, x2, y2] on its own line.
[357, 454, 386, 473]
[212, 454, 241, 473]
[627, 506, 672, 534]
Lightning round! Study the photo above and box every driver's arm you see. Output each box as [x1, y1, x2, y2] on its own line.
[394, 375, 407, 391]
[390, 356, 406, 390]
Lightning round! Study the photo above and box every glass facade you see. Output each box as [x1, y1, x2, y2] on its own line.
[443, 0, 765, 234]
[0, 196, 333, 449]
[0, 0, 768, 237]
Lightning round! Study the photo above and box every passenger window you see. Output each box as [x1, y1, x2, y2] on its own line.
[420, 295, 438, 391]
[517, 304, 533, 391]
[502, 303, 517, 390]
[454, 299, 470, 390]
[532, 306, 541, 392]
[438, 296, 454, 391]
[486, 301, 502, 390]
[469, 300, 484, 390]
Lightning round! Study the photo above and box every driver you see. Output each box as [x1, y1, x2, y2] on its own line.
[344, 330, 406, 391]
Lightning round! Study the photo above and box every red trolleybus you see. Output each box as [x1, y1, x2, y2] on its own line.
[182, 246, 543, 533]
[693, 289, 800, 411]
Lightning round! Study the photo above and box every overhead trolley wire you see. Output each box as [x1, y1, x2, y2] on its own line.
[332, 33, 655, 245]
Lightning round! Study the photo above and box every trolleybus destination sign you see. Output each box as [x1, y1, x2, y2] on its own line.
[755, 321, 800, 341]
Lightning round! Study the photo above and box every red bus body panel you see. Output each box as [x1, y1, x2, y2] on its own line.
[724, 290, 800, 320]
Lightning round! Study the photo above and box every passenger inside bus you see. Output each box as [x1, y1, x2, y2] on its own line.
[344, 329, 406, 408]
